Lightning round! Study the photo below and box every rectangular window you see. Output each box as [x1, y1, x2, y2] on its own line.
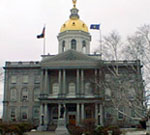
[34, 75, 40, 84]
[118, 107, 124, 120]
[131, 109, 136, 118]
[33, 107, 40, 119]
[11, 76, 17, 84]
[105, 107, 113, 119]
[10, 88, 17, 101]
[10, 107, 16, 121]
[105, 74, 111, 81]
[21, 107, 28, 120]
[105, 88, 111, 100]
[23, 75, 28, 84]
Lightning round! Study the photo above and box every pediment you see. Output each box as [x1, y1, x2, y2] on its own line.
[42, 50, 98, 63]
[41, 50, 101, 68]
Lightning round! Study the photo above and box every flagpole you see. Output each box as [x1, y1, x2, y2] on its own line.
[43, 24, 46, 55]
[99, 24, 102, 59]
[43, 35, 46, 55]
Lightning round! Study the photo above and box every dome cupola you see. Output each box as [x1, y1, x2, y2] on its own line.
[60, 0, 88, 33]
[58, 0, 91, 54]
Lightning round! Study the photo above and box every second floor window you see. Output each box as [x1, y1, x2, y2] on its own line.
[11, 76, 17, 84]
[85, 82, 91, 95]
[10, 88, 17, 101]
[34, 88, 40, 101]
[34, 75, 40, 84]
[23, 75, 28, 84]
[52, 83, 59, 96]
[68, 82, 75, 96]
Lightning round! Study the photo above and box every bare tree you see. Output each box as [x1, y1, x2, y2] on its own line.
[124, 24, 150, 104]
[93, 29, 146, 126]
[91, 60, 145, 127]
[98, 30, 123, 60]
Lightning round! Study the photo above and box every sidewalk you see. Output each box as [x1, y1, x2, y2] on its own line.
[125, 131, 146, 135]
[27, 130, 147, 135]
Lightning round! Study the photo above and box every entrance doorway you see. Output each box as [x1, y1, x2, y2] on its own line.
[69, 115, 76, 125]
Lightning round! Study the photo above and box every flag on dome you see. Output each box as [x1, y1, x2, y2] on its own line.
[90, 24, 100, 30]
[37, 27, 45, 38]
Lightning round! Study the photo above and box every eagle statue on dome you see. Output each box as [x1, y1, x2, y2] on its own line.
[72, 0, 77, 8]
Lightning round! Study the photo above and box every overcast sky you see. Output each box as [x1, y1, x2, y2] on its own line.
[0, 0, 150, 117]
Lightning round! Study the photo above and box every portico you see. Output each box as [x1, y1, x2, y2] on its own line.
[39, 101, 103, 128]
[38, 50, 103, 129]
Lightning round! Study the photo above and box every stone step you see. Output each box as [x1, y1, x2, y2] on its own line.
[26, 131, 55, 135]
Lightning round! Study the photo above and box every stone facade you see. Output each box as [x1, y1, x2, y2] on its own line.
[2, 55, 143, 128]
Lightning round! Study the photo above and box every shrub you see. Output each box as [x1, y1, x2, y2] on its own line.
[0, 122, 33, 135]
[94, 125, 122, 135]
[17, 123, 33, 135]
[139, 120, 146, 129]
[68, 119, 121, 135]
[68, 125, 85, 135]
[82, 118, 96, 135]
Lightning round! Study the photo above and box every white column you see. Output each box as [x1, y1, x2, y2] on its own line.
[81, 70, 84, 95]
[59, 70, 62, 95]
[40, 70, 44, 92]
[95, 103, 98, 125]
[44, 70, 48, 93]
[77, 103, 80, 125]
[95, 69, 98, 94]
[44, 103, 48, 126]
[98, 69, 101, 94]
[63, 69, 66, 95]
[76, 69, 80, 95]
[81, 103, 84, 120]
[100, 104, 103, 126]
[58, 104, 61, 119]
[40, 104, 44, 125]
[64, 104, 66, 120]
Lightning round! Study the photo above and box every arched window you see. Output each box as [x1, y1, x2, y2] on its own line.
[85, 82, 91, 95]
[71, 39, 76, 50]
[68, 82, 75, 96]
[62, 41, 65, 52]
[52, 83, 59, 96]
[22, 88, 28, 101]
[105, 88, 111, 100]
[10, 88, 17, 101]
[21, 107, 28, 120]
[82, 40, 86, 53]
[34, 88, 40, 101]
[33, 106, 40, 119]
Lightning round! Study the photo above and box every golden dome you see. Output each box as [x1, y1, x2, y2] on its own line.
[60, 18, 88, 33]
[60, 0, 88, 33]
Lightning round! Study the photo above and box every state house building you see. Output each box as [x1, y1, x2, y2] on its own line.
[3, 1, 143, 129]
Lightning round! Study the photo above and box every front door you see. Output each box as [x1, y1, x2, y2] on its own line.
[69, 115, 76, 125]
